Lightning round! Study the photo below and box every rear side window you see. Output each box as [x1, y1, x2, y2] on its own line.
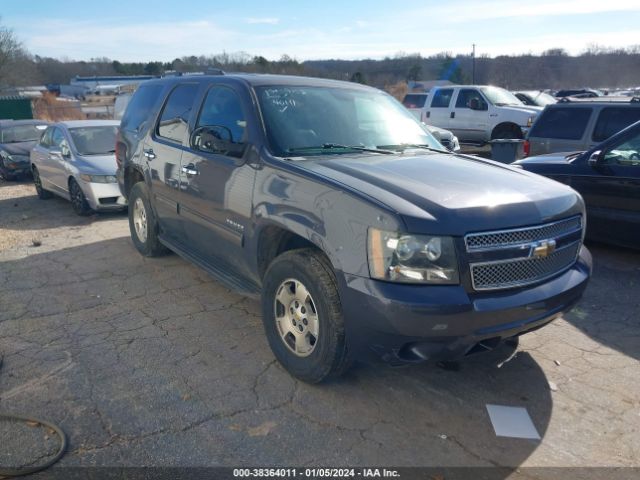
[592, 107, 640, 142]
[402, 94, 428, 108]
[529, 107, 592, 140]
[156, 83, 199, 144]
[430, 89, 453, 108]
[120, 84, 163, 132]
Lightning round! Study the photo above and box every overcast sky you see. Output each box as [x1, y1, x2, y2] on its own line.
[3, 0, 640, 61]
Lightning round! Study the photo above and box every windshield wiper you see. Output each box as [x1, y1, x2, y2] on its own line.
[286, 143, 394, 155]
[378, 143, 452, 154]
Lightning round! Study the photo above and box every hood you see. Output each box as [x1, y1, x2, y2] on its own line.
[0, 141, 37, 156]
[74, 154, 118, 175]
[500, 104, 543, 116]
[296, 152, 583, 235]
[515, 152, 584, 165]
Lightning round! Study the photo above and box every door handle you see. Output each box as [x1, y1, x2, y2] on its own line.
[143, 148, 156, 160]
[450, 112, 455, 119]
[181, 163, 198, 175]
[426, 111, 431, 118]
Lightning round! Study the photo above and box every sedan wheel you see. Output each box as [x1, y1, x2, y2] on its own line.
[69, 178, 91, 216]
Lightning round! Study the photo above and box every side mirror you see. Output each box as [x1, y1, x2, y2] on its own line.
[588, 150, 602, 167]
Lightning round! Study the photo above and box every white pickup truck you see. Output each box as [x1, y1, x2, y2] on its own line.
[419, 85, 542, 144]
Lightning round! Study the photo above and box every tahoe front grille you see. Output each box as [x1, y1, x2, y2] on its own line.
[466, 216, 583, 291]
[465, 216, 582, 251]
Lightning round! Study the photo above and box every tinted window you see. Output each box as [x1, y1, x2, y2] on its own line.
[529, 107, 592, 140]
[592, 107, 640, 142]
[430, 89, 453, 108]
[455, 89, 487, 109]
[196, 86, 246, 143]
[120, 84, 163, 132]
[70, 126, 117, 155]
[156, 84, 199, 143]
[402, 94, 428, 108]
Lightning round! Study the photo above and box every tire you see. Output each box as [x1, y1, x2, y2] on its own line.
[69, 178, 92, 216]
[128, 181, 168, 257]
[491, 124, 523, 140]
[261, 248, 352, 383]
[32, 167, 52, 199]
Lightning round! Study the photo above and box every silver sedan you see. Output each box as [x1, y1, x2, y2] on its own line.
[30, 120, 126, 215]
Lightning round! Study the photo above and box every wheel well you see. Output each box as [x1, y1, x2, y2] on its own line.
[124, 166, 145, 198]
[491, 122, 523, 140]
[257, 226, 320, 279]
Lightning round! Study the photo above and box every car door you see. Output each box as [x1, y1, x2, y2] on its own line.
[571, 128, 640, 247]
[145, 82, 200, 246]
[423, 88, 453, 132]
[43, 127, 69, 194]
[450, 88, 489, 143]
[179, 83, 255, 274]
[31, 127, 55, 187]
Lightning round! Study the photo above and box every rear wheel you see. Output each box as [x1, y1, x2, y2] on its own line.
[128, 182, 168, 257]
[491, 124, 523, 140]
[261, 248, 352, 383]
[32, 167, 52, 199]
[69, 178, 92, 216]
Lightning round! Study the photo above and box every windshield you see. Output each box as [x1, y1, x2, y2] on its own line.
[481, 86, 523, 106]
[256, 86, 440, 157]
[528, 91, 557, 106]
[1, 124, 47, 143]
[69, 126, 117, 156]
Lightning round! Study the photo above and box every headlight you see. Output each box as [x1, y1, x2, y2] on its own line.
[0, 150, 13, 162]
[367, 228, 459, 284]
[526, 116, 534, 127]
[80, 174, 117, 183]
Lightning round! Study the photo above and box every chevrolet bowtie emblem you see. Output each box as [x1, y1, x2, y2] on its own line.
[532, 239, 557, 258]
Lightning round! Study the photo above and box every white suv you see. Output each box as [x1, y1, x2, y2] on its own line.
[421, 85, 542, 144]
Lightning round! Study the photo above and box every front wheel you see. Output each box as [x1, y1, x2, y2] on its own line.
[69, 178, 92, 216]
[261, 248, 352, 383]
[128, 182, 168, 257]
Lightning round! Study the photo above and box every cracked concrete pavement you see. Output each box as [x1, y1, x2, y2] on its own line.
[0, 179, 638, 473]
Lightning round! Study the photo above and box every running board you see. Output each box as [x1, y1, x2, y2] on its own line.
[159, 235, 261, 299]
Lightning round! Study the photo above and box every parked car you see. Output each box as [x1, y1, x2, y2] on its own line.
[555, 89, 602, 98]
[513, 90, 557, 107]
[401, 93, 429, 119]
[515, 120, 640, 249]
[425, 124, 461, 152]
[421, 85, 541, 144]
[0, 120, 49, 180]
[117, 74, 591, 383]
[30, 120, 126, 215]
[526, 97, 640, 156]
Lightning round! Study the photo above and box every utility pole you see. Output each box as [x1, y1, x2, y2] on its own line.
[472, 43, 476, 84]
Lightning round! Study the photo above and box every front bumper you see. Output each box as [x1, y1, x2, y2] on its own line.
[81, 180, 128, 211]
[0, 159, 31, 176]
[338, 246, 592, 364]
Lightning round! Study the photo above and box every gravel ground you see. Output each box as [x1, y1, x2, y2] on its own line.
[0, 178, 638, 477]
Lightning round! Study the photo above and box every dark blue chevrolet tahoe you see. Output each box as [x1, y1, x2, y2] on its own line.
[116, 74, 592, 383]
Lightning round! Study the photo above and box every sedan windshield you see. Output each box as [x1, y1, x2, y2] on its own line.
[481, 86, 523, 106]
[1, 124, 47, 143]
[256, 86, 440, 157]
[69, 126, 117, 156]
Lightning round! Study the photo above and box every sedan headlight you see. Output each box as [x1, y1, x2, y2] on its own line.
[0, 150, 13, 162]
[367, 228, 459, 284]
[80, 174, 117, 183]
